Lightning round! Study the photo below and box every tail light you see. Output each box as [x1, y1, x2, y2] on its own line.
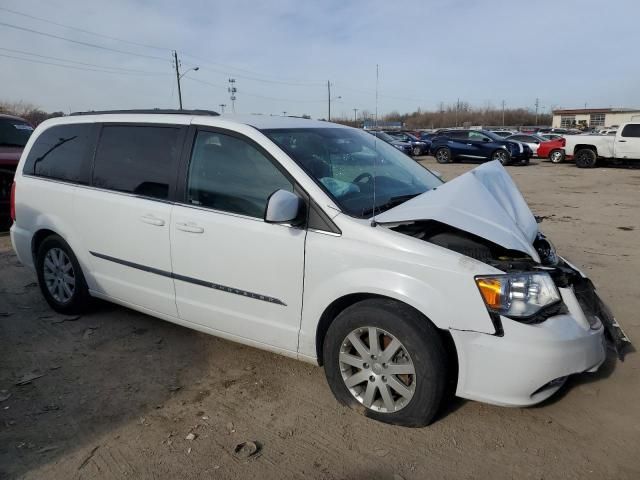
[10, 181, 16, 222]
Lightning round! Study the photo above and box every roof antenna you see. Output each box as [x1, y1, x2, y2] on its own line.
[371, 63, 379, 227]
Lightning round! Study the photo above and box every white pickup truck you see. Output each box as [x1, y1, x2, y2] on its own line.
[562, 122, 640, 168]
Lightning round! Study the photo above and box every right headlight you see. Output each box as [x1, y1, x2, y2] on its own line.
[475, 272, 561, 319]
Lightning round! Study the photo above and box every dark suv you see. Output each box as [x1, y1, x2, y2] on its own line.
[430, 129, 532, 165]
[1, 114, 34, 229]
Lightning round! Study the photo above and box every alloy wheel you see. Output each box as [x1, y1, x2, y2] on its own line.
[43, 247, 76, 304]
[435, 149, 450, 163]
[493, 150, 509, 165]
[339, 326, 416, 413]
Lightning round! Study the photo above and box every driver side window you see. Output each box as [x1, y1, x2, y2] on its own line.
[186, 131, 293, 218]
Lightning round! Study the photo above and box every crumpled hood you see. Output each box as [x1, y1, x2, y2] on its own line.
[375, 160, 541, 262]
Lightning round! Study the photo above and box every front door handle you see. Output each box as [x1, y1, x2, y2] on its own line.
[176, 222, 204, 233]
[140, 215, 165, 226]
[618, 140, 627, 142]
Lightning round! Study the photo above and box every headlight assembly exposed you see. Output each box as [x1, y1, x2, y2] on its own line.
[475, 272, 561, 319]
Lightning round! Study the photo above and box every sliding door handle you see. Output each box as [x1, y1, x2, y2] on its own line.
[176, 222, 204, 233]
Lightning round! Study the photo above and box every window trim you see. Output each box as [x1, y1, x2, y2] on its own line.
[91, 122, 188, 202]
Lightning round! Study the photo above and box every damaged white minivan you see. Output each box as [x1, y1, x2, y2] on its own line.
[10, 111, 630, 426]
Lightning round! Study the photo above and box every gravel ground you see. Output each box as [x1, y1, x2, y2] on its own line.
[0, 157, 638, 480]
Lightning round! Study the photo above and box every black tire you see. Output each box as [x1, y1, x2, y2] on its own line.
[35, 234, 92, 314]
[549, 149, 565, 164]
[492, 149, 511, 165]
[520, 157, 530, 166]
[575, 148, 597, 168]
[323, 299, 447, 427]
[435, 147, 452, 164]
[412, 146, 421, 156]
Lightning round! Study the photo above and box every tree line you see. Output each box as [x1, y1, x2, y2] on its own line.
[0, 100, 65, 126]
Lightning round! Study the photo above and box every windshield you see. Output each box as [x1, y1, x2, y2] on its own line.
[263, 127, 442, 218]
[0, 118, 33, 148]
[371, 131, 395, 143]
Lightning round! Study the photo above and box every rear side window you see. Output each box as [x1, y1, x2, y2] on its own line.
[23, 124, 93, 183]
[92, 125, 183, 200]
[0, 118, 33, 148]
[186, 130, 293, 218]
[621, 124, 640, 138]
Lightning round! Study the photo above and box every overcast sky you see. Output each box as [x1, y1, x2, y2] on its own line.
[1, 0, 639, 118]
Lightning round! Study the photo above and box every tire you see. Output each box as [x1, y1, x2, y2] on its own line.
[575, 148, 597, 168]
[549, 149, 565, 164]
[492, 149, 511, 165]
[412, 146, 422, 156]
[520, 157, 530, 166]
[435, 147, 452, 164]
[35, 234, 92, 314]
[323, 299, 447, 427]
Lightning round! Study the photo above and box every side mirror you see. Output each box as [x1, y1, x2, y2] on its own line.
[482, 137, 491, 142]
[265, 190, 304, 225]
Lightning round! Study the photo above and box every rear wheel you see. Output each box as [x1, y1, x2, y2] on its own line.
[36, 235, 92, 314]
[323, 299, 447, 427]
[549, 149, 565, 163]
[412, 146, 422, 156]
[575, 148, 597, 168]
[492, 149, 511, 165]
[435, 147, 452, 164]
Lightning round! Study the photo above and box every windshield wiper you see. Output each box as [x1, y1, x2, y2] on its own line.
[361, 193, 421, 217]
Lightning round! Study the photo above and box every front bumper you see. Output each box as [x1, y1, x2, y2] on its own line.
[451, 269, 628, 407]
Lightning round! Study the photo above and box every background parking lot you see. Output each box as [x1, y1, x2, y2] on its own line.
[1, 158, 639, 480]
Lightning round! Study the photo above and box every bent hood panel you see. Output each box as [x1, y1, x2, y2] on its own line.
[376, 161, 540, 262]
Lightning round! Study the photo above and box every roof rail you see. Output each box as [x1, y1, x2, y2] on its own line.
[70, 109, 219, 117]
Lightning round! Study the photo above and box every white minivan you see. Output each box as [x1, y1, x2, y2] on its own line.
[10, 110, 629, 426]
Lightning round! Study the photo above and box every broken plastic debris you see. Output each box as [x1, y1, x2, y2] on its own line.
[15, 372, 45, 386]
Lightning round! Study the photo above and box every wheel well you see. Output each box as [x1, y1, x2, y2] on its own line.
[31, 229, 57, 261]
[315, 293, 459, 386]
[573, 144, 597, 156]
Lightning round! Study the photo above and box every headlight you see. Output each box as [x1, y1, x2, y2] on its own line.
[475, 272, 561, 319]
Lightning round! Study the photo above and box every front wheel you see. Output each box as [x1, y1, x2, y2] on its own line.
[492, 149, 511, 165]
[36, 235, 92, 314]
[549, 149, 565, 164]
[323, 299, 447, 427]
[435, 147, 452, 164]
[575, 148, 597, 168]
[412, 146, 422, 156]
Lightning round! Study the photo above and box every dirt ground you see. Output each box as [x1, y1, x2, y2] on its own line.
[1, 158, 639, 480]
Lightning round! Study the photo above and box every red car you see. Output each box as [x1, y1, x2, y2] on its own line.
[1, 114, 34, 229]
[536, 136, 566, 163]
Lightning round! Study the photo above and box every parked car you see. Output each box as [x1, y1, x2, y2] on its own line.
[11, 111, 629, 427]
[367, 130, 413, 155]
[490, 130, 517, 138]
[430, 129, 532, 165]
[596, 129, 618, 136]
[505, 134, 551, 157]
[535, 136, 567, 163]
[385, 131, 429, 156]
[539, 133, 564, 141]
[562, 122, 640, 167]
[0, 114, 34, 230]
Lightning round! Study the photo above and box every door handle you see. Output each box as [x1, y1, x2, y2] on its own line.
[176, 222, 204, 233]
[140, 215, 165, 226]
[466, 143, 473, 145]
[618, 140, 627, 142]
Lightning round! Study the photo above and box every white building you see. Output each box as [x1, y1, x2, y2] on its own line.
[552, 108, 640, 129]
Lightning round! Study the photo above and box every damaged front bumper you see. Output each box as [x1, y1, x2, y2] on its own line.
[451, 258, 631, 407]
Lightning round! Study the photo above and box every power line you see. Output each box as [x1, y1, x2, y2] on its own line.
[185, 77, 325, 103]
[0, 21, 168, 61]
[0, 47, 165, 74]
[0, 6, 169, 52]
[0, 52, 170, 76]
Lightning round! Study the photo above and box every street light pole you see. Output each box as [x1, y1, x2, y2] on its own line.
[173, 50, 199, 110]
[219, 104, 226, 114]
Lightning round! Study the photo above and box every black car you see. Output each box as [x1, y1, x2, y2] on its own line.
[429, 129, 532, 165]
[367, 131, 413, 156]
[384, 131, 429, 156]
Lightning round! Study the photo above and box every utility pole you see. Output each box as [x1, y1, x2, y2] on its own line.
[228, 78, 237, 113]
[327, 80, 331, 121]
[535, 97, 540, 125]
[501, 100, 506, 126]
[455, 98, 460, 127]
[219, 104, 226, 113]
[173, 50, 183, 110]
[353, 108, 358, 124]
